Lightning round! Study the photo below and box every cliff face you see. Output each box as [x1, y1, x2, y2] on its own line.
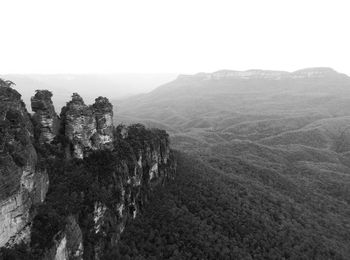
[90, 126, 175, 259]
[41, 216, 83, 260]
[42, 124, 176, 260]
[0, 82, 49, 248]
[0, 81, 176, 259]
[31, 90, 60, 145]
[92, 96, 114, 150]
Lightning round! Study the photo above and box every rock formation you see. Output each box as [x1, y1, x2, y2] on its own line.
[41, 125, 176, 260]
[61, 93, 114, 159]
[0, 79, 176, 259]
[0, 81, 49, 248]
[92, 96, 114, 150]
[41, 216, 83, 260]
[31, 90, 60, 144]
[90, 126, 175, 259]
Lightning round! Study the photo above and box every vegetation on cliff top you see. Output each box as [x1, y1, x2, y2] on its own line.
[0, 123, 172, 260]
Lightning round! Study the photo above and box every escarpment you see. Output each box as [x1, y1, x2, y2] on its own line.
[0, 81, 49, 248]
[0, 80, 176, 259]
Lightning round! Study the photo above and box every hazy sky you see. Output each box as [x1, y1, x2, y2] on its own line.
[1, 0, 349, 74]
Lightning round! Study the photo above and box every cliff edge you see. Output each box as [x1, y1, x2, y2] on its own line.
[0, 80, 49, 248]
[0, 79, 176, 259]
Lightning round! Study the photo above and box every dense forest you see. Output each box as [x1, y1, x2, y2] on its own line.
[113, 68, 350, 259]
[2, 69, 350, 259]
[113, 152, 349, 260]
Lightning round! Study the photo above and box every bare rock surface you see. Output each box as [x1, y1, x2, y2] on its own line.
[31, 90, 60, 144]
[0, 80, 48, 247]
[61, 93, 114, 158]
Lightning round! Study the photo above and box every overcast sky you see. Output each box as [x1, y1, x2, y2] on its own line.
[1, 0, 349, 75]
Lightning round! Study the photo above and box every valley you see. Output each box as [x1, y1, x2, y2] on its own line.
[1, 68, 349, 259]
[115, 68, 350, 259]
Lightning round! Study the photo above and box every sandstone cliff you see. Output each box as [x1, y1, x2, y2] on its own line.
[0, 80, 49, 248]
[36, 124, 176, 260]
[0, 80, 176, 259]
[31, 90, 60, 145]
[60, 93, 114, 159]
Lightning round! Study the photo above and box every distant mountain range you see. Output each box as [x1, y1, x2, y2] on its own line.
[115, 67, 350, 130]
[178, 67, 347, 80]
[1, 68, 349, 258]
[1, 73, 177, 112]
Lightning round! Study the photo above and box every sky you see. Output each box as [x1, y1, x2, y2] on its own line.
[1, 0, 350, 75]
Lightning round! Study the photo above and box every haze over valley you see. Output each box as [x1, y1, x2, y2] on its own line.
[114, 67, 350, 258]
[1, 67, 350, 258]
[1, 0, 350, 258]
[4, 73, 177, 112]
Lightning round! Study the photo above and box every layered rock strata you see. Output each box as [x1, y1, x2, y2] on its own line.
[0, 82, 49, 248]
[42, 125, 176, 260]
[31, 90, 60, 144]
[91, 126, 176, 259]
[61, 93, 114, 159]
[0, 81, 176, 259]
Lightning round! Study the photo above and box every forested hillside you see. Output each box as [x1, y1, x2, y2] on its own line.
[114, 68, 350, 259]
[116, 152, 349, 259]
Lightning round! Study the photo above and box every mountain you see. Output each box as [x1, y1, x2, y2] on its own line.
[0, 79, 176, 259]
[116, 67, 350, 130]
[113, 68, 350, 259]
[1, 68, 350, 259]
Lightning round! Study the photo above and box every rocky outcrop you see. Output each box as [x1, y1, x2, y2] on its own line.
[90, 126, 176, 259]
[0, 80, 176, 259]
[92, 97, 114, 150]
[0, 82, 49, 247]
[42, 216, 83, 260]
[65, 216, 84, 259]
[31, 90, 60, 144]
[61, 93, 114, 159]
[33, 124, 176, 260]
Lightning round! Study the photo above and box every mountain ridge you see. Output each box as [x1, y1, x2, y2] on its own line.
[113, 67, 350, 258]
[176, 67, 347, 81]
